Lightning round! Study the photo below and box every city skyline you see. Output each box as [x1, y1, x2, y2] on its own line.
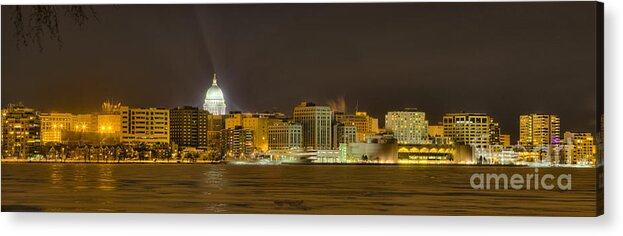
[0, 2, 603, 217]
[0, 99, 594, 143]
[2, 3, 599, 142]
[0, 85, 597, 144]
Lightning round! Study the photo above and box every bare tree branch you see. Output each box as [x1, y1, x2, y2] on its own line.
[8, 5, 99, 52]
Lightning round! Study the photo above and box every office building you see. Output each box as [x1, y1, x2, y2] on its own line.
[442, 113, 492, 149]
[293, 102, 333, 150]
[221, 126, 254, 158]
[40, 112, 73, 144]
[268, 122, 303, 150]
[120, 106, 170, 144]
[518, 114, 561, 149]
[489, 118, 501, 145]
[1, 103, 41, 158]
[170, 106, 210, 149]
[332, 122, 357, 149]
[385, 109, 429, 145]
[335, 111, 379, 142]
[563, 131, 596, 165]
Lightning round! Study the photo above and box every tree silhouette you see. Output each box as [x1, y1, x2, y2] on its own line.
[8, 5, 99, 51]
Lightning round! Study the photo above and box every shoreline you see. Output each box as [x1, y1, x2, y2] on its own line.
[0, 159, 597, 168]
[0, 159, 219, 164]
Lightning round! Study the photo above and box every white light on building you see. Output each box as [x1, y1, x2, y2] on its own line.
[203, 73, 227, 115]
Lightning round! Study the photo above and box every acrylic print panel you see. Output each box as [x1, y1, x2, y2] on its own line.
[0, 2, 604, 216]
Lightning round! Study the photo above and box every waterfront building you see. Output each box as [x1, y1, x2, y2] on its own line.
[203, 73, 227, 115]
[563, 131, 596, 165]
[346, 135, 398, 163]
[1, 103, 41, 159]
[442, 113, 494, 149]
[315, 149, 343, 163]
[268, 122, 303, 150]
[518, 114, 561, 149]
[397, 143, 474, 164]
[293, 102, 333, 150]
[120, 106, 170, 144]
[40, 112, 74, 144]
[385, 109, 429, 145]
[332, 122, 357, 149]
[221, 126, 254, 159]
[170, 106, 210, 149]
[40, 111, 122, 145]
[334, 111, 379, 142]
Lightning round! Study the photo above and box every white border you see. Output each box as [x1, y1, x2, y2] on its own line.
[1, 0, 620, 235]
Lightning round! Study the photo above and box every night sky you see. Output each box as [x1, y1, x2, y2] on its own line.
[1, 2, 599, 141]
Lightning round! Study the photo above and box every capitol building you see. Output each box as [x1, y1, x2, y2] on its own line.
[203, 73, 227, 115]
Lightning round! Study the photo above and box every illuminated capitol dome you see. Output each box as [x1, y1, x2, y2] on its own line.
[203, 73, 227, 115]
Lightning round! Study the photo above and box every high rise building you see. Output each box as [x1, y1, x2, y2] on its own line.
[221, 126, 254, 158]
[518, 114, 561, 149]
[40, 113, 74, 144]
[293, 102, 333, 150]
[268, 122, 303, 150]
[442, 113, 493, 149]
[334, 111, 379, 142]
[203, 73, 227, 115]
[120, 106, 170, 145]
[169, 106, 210, 149]
[563, 132, 596, 165]
[1, 103, 41, 159]
[489, 118, 501, 145]
[385, 109, 429, 145]
[332, 123, 357, 149]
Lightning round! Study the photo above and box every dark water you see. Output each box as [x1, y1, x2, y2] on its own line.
[1, 163, 598, 216]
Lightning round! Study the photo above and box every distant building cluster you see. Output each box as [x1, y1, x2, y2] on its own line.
[1, 74, 598, 166]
